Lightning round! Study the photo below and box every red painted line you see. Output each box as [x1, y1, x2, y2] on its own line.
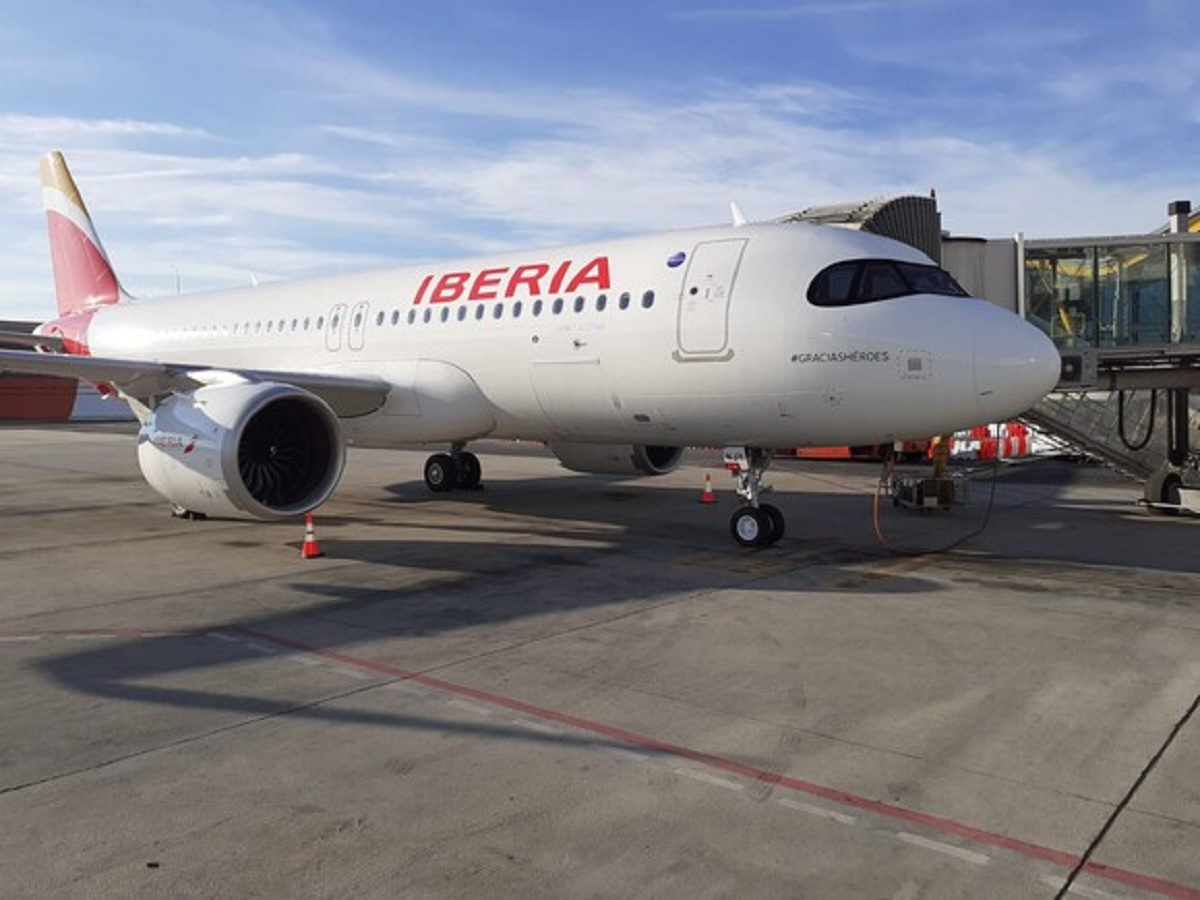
[233, 627, 1200, 899]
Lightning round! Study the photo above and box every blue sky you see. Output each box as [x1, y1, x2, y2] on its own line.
[0, 0, 1196, 320]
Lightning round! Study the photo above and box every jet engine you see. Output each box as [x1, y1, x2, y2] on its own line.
[137, 382, 344, 519]
[548, 442, 684, 476]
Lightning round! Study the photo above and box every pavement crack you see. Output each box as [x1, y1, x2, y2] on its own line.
[1054, 689, 1200, 900]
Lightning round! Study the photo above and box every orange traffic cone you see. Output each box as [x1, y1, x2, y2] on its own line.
[700, 473, 716, 504]
[300, 513, 324, 558]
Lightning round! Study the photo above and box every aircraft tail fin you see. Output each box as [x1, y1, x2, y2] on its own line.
[40, 151, 123, 315]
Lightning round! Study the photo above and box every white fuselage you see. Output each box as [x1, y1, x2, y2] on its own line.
[83, 221, 1056, 450]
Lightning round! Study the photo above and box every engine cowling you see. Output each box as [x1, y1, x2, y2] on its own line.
[548, 442, 684, 476]
[137, 382, 344, 519]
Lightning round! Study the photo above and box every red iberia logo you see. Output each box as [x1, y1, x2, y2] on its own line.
[412, 256, 611, 305]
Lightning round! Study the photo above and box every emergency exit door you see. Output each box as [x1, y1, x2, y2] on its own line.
[676, 238, 746, 360]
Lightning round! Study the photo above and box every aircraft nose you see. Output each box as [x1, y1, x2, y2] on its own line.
[972, 310, 1060, 420]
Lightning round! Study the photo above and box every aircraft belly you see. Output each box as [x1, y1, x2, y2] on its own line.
[531, 359, 627, 439]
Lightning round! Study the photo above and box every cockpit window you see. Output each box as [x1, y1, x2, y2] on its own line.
[858, 261, 908, 301]
[807, 259, 969, 307]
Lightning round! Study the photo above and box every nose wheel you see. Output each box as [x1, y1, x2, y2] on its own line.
[729, 502, 784, 548]
[724, 447, 785, 547]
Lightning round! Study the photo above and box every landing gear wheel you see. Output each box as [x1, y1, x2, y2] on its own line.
[1161, 472, 1183, 506]
[759, 503, 785, 545]
[1144, 466, 1184, 515]
[454, 452, 482, 490]
[424, 453, 457, 493]
[730, 506, 773, 548]
[1158, 471, 1184, 516]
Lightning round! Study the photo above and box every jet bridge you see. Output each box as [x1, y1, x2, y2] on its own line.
[948, 201, 1200, 511]
[777, 194, 943, 264]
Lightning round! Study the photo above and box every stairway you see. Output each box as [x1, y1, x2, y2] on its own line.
[1024, 390, 1198, 480]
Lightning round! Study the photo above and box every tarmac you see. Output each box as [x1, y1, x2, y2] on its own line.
[0, 423, 1197, 899]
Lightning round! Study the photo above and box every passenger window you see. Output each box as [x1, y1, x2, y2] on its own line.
[457, 306, 467, 321]
[532, 299, 543, 317]
[493, 303, 503, 319]
[376, 311, 385, 326]
[476, 305, 485, 321]
[552, 298, 564, 315]
[574, 295, 585, 313]
[619, 292, 631, 310]
[440, 308, 450, 322]
[423, 309, 432, 323]
[513, 301, 523, 319]
[642, 290, 655, 309]
[596, 293, 608, 312]
[316, 317, 324, 330]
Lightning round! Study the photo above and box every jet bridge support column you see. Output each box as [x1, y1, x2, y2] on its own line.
[1167, 387, 1190, 468]
[1169, 200, 1191, 344]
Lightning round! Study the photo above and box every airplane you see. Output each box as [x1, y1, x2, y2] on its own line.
[0, 151, 1060, 547]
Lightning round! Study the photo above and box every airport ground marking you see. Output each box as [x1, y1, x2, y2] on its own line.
[896, 832, 990, 866]
[1040, 875, 1128, 900]
[447, 698, 495, 717]
[675, 767, 745, 793]
[0, 627, 197, 639]
[229, 625, 1200, 900]
[775, 797, 857, 826]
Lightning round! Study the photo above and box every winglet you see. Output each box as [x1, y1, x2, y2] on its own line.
[730, 202, 748, 228]
[40, 151, 123, 314]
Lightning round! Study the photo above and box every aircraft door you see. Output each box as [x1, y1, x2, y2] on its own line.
[675, 239, 746, 361]
[348, 301, 369, 351]
[325, 303, 347, 352]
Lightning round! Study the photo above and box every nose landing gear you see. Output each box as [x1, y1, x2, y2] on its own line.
[724, 447, 784, 548]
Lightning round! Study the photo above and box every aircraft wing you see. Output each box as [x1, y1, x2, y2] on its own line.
[0, 348, 390, 418]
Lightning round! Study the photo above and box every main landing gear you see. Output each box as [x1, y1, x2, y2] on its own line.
[423, 446, 483, 492]
[724, 447, 785, 548]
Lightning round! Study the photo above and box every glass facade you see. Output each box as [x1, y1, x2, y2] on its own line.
[1024, 237, 1200, 349]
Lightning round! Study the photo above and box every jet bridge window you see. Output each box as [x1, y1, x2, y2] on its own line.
[807, 259, 969, 307]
